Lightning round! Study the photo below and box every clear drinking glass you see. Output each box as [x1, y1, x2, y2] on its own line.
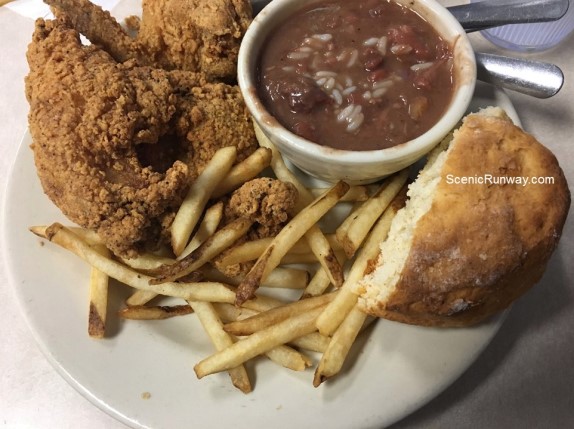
[472, 0, 574, 52]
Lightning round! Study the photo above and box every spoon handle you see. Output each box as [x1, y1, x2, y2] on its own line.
[475, 52, 564, 98]
[449, 0, 569, 32]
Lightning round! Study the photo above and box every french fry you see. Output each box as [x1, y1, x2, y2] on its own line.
[88, 244, 110, 338]
[310, 186, 370, 202]
[279, 250, 346, 265]
[211, 147, 272, 198]
[254, 122, 313, 205]
[194, 305, 325, 379]
[213, 303, 330, 354]
[188, 300, 252, 393]
[314, 307, 375, 386]
[212, 304, 312, 371]
[336, 169, 408, 258]
[119, 304, 193, 320]
[303, 224, 345, 287]
[235, 181, 349, 305]
[264, 344, 312, 371]
[213, 302, 258, 323]
[31, 223, 239, 303]
[151, 217, 253, 284]
[171, 146, 237, 256]
[316, 185, 407, 336]
[203, 265, 309, 290]
[179, 201, 224, 259]
[125, 289, 160, 306]
[224, 292, 337, 336]
[118, 253, 175, 273]
[255, 122, 345, 288]
[300, 252, 347, 298]
[215, 233, 341, 267]
[30, 225, 103, 246]
[290, 332, 330, 353]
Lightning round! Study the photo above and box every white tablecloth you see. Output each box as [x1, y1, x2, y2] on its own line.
[1, 1, 573, 428]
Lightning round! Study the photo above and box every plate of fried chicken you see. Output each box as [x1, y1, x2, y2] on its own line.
[4, 0, 512, 428]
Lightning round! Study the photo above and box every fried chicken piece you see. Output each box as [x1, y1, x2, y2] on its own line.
[26, 18, 190, 258]
[46, 0, 253, 81]
[26, 18, 258, 257]
[213, 178, 298, 277]
[168, 71, 257, 178]
[137, 0, 252, 80]
[45, 0, 148, 64]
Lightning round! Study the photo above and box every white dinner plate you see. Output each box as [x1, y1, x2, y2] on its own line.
[3, 82, 518, 429]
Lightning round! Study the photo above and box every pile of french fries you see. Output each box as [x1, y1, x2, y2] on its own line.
[30, 124, 409, 393]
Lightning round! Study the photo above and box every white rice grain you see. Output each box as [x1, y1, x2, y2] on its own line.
[331, 89, 343, 105]
[377, 36, 388, 55]
[313, 33, 333, 42]
[337, 104, 355, 122]
[363, 37, 380, 46]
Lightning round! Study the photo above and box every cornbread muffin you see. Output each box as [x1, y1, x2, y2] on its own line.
[354, 107, 570, 327]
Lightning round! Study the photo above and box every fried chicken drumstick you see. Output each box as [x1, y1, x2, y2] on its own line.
[26, 14, 257, 258]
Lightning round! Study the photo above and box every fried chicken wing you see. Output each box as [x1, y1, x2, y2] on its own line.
[26, 17, 257, 257]
[46, 0, 253, 81]
[46, 0, 147, 64]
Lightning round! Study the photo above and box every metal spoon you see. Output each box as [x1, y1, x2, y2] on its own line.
[449, 0, 569, 32]
[476, 52, 564, 98]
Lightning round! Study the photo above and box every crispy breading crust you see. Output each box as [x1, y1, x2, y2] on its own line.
[25, 17, 258, 257]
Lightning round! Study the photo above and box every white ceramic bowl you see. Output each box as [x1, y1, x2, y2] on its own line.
[238, 0, 477, 184]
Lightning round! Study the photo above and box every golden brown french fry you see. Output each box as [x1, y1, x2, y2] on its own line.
[314, 307, 375, 386]
[194, 305, 325, 379]
[31, 223, 240, 303]
[224, 292, 337, 336]
[304, 225, 345, 287]
[211, 147, 272, 198]
[125, 289, 159, 306]
[254, 122, 345, 288]
[254, 122, 313, 205]
[203, 265, 309, 290]
[212, 304, 312, 371]
[88, 244, 110, 338]
[151, 217, 253, 284]
[316, 186, 407, 336]
[213, 303, 330, 353]
[124, 270, 204, 306]
[215, 234, 341, 267]
[300, 252, 347, 298]
[336, 169, 408, 258]
[188, 300, 252, 393]
[178, 202, 224, 259]
[264, 344, 312, 371]
[213, 302, 258, 323]
[30, 225, 103, 246]
[235, 181, 349, 305]
[171, 146, 237, 256]
[118, 253, 175, 273]
[278, 250, 346, 265]
[119, 304, 193, 320]
[310, 186, 370, 202]
[290, 332, 330, 353]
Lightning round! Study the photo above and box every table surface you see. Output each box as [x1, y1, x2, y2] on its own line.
[1, 1, 573, 428]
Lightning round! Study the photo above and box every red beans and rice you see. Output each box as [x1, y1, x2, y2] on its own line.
[257, 0, 455, 151]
